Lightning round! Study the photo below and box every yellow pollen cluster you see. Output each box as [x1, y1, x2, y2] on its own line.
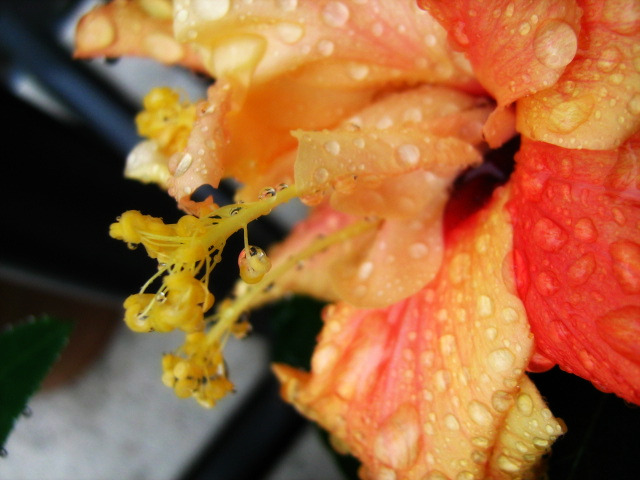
[161, 333, 234, 408]
[110, 185, 298, 405]
[135, 87, 196, 156]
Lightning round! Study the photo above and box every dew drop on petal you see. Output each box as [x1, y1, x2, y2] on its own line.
[518, 21, 531, 35]
[532, 217, 567, 252]
[609, 240, 640, 294]
[193, 0, 230, 20]
[548, 97, 593, 134]
[516, 393, 534, 416]
[396, 144, 421, 167]
[322, 1, 350, 28]
[491, 390, 512, 412]
[408, 242, 428, 259]
[533, 20, 577, 69]
[468, 401, 493, 426]
[596, 306, 640, 362]
[324, 140, 341, 155]
[573, 217, 598, 243]
[487, 348, 515, 372]
[174, 153, 193, 177]
[317, 39, 335, 56]
[535, 271, 560, 296]
[597, 47, 622, 72]
[313, 167, 330, 184]
[567, 253, 596, 286]
[444, 414, 460, 430]
[373, 405, 420, 469]
[628, 94, 640, 116]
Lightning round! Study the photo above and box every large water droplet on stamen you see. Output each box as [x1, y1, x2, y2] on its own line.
[238, 246, 272, 284]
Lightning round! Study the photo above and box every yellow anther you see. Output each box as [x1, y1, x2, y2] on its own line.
[135, 87, 196, 156]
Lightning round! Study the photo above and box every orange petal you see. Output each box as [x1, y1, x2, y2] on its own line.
[517, 0, 640, 149]
[74, 0, 204, 70]
[418, 0, 582, 146]
[166, 82, 232, 211]
[173, 0, 477, 88]
[509, 135, 640, 404]
[274, 188, 564, 479]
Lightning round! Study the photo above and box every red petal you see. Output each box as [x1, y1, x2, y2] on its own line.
[510, 134, 640, 403]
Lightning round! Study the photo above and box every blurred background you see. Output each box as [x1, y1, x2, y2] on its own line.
[0, 1, 341, 479]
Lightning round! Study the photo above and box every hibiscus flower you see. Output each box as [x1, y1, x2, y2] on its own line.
[75, 0, 639, 479]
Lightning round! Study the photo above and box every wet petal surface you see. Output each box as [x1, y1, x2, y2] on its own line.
[517, 0, 640, 149]
[510, 134, 640, 404]
[275, 189, 565, 479]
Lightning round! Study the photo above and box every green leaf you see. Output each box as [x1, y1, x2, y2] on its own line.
[268, 295, 326, 371]
[0, 316, 73, 451]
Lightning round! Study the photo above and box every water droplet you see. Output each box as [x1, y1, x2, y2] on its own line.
[533, 20, 577, 69]
[277, 0, 298, 11]
[317, 39, 335, 56]
[396, 144, 421, 167]
[353, 137, 366, 149]
[374, 405, 420, 469]
[276, 22, 304, 44]
[504, 2, 514, 17]
[516, 393, 534, 416]
[372, 22, 384, 37]
[376, 116, 394, 130]
[596, 306, 640, 362]
[533, 217, 567, 252]
[324, 140, 341, 155]
[548, 96, 594, 133]
[468, 401, 493, 426]
[477, 295, 493, 317]
[444, 413, 460, 430]
[238, 246, 271, 284]
[313, 167, 330, 184]
[535, 270, 560, 296]
[276, 183, 289, 191]
[80, 15, 116, 49]
[485, 326, 498, 341]
[628, 94, 640, 116]
[491, 390, 512, 412]
[501, 307, 518, 324]
[357, 261, 374, 280]
[174, 153, 193, 177]
[449, 253, 471, 285]
[439, 334, 456, 356]
[348, 63, 370, 80]
[573, 217, 598, 243]
[518, 21, 531, 35]
[322, 1, 350, 28]
[434, 369, 451, 392]
[258, 186, 277, 199]
[408, 242, 428, 259]
[609, 240, 640, 293]
[487, 348, 515, 372]
[452, 20, 469, 45]
[193, 0, 230, 20]
[597, 47, 622, 72]
[497, 455, 520, 472]
[568, 253, 596, 286]
[533, 437, 550, 449]
[471, 436, 490, 448]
